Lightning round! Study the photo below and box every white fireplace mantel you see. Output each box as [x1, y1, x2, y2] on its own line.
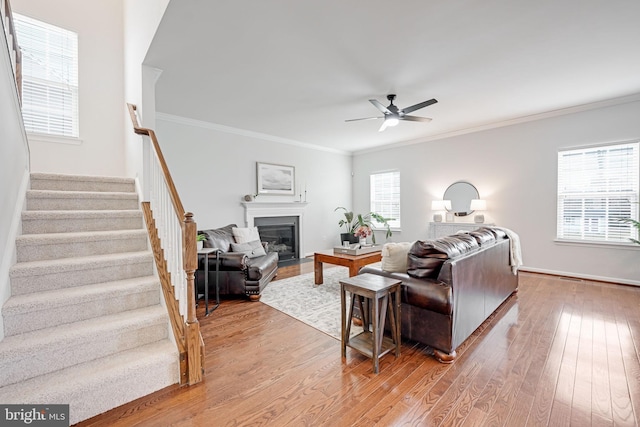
[241, 201, 309, 256]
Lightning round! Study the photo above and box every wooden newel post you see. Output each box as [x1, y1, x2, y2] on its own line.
[183, 212, 203, 384]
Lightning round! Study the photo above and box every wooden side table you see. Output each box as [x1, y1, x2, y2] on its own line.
[197, 248, 221, 316]
[340, 273, 401, 374]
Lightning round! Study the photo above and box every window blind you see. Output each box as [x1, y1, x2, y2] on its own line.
[14, 14, 79, 138]
[557, 142, 639, 243]
[370, 171, 401, 228]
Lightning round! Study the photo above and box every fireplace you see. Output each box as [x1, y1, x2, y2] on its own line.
[242, 201, 308, 262]
[254, 216, 299, 262]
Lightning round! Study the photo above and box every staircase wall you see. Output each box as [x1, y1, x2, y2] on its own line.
[11, 0, 128, 176]
[0, 7, 30, 342]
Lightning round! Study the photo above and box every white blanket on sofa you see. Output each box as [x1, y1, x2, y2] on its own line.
[491, 226, 523, 275]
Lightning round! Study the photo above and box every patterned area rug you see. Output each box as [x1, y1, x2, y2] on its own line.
[261, 266, 379, 340]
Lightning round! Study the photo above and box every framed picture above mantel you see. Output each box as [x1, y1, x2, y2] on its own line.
[256, 162, 295, 196]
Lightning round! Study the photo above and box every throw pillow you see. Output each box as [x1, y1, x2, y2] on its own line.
[381, 242, 413, 272]
[230, 240, 267, 258]
[232, 226, 260, 243]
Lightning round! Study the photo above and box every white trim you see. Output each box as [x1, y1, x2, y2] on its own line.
[558, 138, 640, 153]
[356, 93, 640, 155]
[519, 266, 640, 287]
[156, 112, 350, 155]
[554, 238, 640, 251]
[241, 202, 308, 258]
[27, 132, 83, 145]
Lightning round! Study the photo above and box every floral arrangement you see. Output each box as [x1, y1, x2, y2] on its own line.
[354, 225, 372, 239]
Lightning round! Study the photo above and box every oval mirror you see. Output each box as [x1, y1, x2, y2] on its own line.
[443, 181, 479, 216]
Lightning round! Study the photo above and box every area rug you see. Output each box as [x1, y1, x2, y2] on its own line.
[260, 265, 381, 340]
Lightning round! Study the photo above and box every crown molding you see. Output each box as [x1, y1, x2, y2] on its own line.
[156, 112, 350, 155]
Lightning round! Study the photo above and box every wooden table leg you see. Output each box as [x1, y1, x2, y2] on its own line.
[314, 259, 323, 284]
[348, 264, 359, 277]
[372, 294, 381, 374]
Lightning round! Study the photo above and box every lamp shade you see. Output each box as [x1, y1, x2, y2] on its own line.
[431, 200, 445, 211]
[470, 199, 487, 211]
[432, 200, 452, 210]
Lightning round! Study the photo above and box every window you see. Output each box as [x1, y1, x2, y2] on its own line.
[370, 170, 401, 229]
[14, 14, 79, 138]
[557, 141, 639, 243]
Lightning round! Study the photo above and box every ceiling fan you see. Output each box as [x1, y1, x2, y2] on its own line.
[346, 94, 438, 132]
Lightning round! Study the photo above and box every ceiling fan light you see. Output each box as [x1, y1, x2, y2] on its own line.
[385, 116, 399, 127]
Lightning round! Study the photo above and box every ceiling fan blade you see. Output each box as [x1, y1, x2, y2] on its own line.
[345, 116, 383, 122]
[378, 120, 389, 132]
[401, 98, 438, 115]
[400, 115, 432, 122]
[369, 99, 392, 114]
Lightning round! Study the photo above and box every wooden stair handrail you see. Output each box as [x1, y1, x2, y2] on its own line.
[127, 103, 203, 385]
[127, 104, 185, 217]
[2, 0, 22, 100]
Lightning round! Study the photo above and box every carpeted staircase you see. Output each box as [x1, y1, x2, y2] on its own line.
[0, 173, 179, 424]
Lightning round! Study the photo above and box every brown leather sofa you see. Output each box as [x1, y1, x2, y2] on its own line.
[359, 227, 518, 363]
[196, 224, 278, 301]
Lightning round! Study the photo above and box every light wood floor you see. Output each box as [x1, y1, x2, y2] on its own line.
[77, 263, 640, 426]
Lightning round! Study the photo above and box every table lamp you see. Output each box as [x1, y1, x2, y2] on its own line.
[470, 199, 487, 223]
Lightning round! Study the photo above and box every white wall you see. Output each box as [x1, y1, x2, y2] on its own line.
[12, 0, 126, 176]
[123, 0, 169, 186]
[353, 99, 640, 284]
[155, 116, 353, 255]
[0, 8, 30, 341]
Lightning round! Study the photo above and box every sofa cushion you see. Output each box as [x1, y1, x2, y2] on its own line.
[231, 240, 267, 258]
[407, 235, 479, 279]
[381, 242, 413, 272]
[201, 224, 237, 251]
[232, 226, 260, 243]
[468, 227, 496, 246]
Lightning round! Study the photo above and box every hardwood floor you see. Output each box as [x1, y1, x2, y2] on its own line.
[77, 264, 640, 426]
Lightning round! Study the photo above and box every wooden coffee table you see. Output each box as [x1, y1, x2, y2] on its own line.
[314, 249, 382, 284]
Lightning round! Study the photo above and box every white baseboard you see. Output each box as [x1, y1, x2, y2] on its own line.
[519, 266, 640, 287]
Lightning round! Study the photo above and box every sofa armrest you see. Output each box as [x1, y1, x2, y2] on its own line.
[216, 252, 248, 270]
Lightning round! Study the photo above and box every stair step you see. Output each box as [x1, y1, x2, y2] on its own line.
[26, 190, 139, 211]
[16, 229, 148, 262]
[2, 276, 160, 336]
[0, 306, 169, 388]
[0, 340, 178, 425]
[21, 209, 144, 234]
[9, 251, 153, 295]
[1, 173, 179, 424]
[30, 173, 136, 193]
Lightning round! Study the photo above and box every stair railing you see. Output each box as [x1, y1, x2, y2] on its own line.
[127, 103, 203, 386]
[1, 0, 22, 101]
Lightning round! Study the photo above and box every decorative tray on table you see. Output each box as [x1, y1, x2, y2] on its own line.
[333, 244, 382, 256]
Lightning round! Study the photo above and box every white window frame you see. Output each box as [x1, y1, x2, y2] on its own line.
[14, 13, 80, 141]
[556, 141, 639, 245]
[370, 170, 401, 230]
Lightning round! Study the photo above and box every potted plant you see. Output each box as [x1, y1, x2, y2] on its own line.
[334, 207, 393, 245]
[621, 217, 640, 245]
[196, 233, 207, 250]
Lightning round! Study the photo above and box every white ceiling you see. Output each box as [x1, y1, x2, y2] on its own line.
[144, 0, 640, 153]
